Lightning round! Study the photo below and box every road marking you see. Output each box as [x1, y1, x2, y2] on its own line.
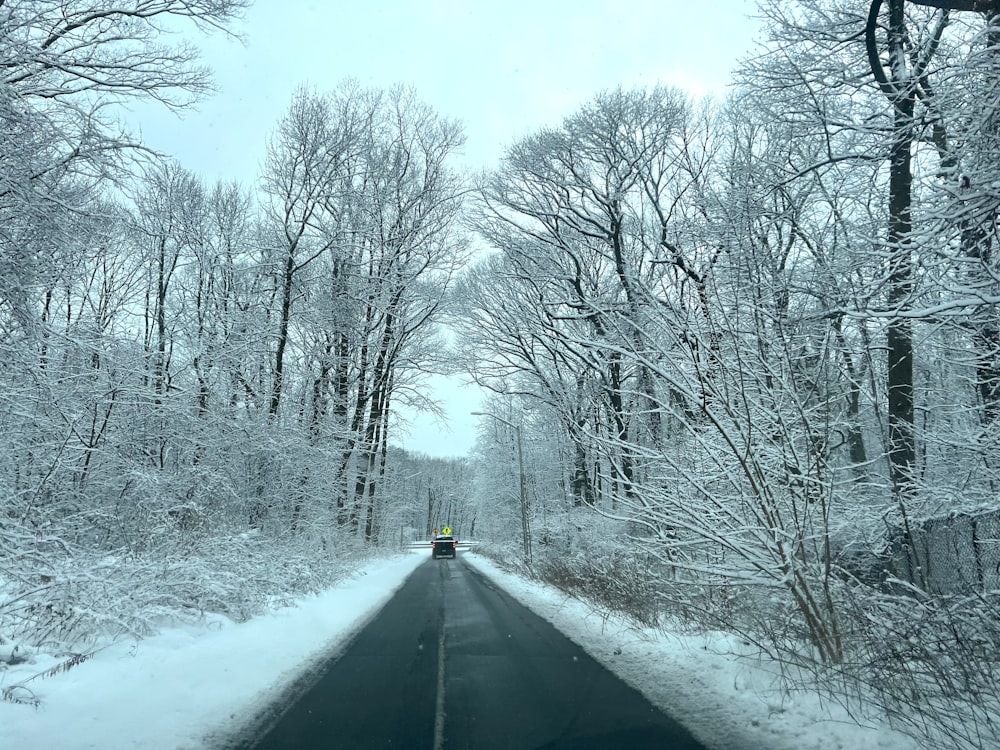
[433, 605, 446, 750]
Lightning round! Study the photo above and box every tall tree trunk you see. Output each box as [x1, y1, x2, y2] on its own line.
[868, 0, 917, 503]
[969, 5, 1000, 423]
[885, 88, 915, 501]
[270, 247, 296, 417]
[356, 297, 398, 540]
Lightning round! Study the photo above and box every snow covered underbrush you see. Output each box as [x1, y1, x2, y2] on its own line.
[475, 541, 1000, 750]
[0, 525, 371, 706]
[841, 587, 1000, 749]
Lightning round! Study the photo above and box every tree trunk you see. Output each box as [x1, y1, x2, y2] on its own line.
[868, 0, 917, 503]
[269, 247, 296, 417]
[886, 88, 915, 500]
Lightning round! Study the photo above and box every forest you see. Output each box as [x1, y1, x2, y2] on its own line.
[2, 1, 1000, 747]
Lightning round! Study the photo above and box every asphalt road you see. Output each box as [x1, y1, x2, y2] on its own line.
[248, 556, 708, 750]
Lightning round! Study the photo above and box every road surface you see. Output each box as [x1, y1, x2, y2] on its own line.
[247, 555, 708, 749]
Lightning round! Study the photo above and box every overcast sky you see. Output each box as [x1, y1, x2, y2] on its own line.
[128, 0, 763, 458]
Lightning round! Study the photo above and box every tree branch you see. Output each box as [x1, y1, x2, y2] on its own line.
[867, 0, 896, 96]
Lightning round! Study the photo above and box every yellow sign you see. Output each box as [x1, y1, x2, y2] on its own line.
[442, 526, 452, 535]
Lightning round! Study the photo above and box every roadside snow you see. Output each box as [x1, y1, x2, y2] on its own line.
[0, 549, 920, 750]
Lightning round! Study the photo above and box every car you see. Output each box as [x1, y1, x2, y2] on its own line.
[431, 534, 457, 559]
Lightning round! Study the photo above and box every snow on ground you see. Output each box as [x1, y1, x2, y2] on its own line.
[0, 548, 921, 750]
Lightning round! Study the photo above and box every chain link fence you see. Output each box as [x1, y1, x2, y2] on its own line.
[887, 508, 1000, 594]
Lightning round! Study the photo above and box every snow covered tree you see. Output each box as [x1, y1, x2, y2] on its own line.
[259, 83, 468, 540]
[472, 86, 704, 508]
[0, 0, 248, 336]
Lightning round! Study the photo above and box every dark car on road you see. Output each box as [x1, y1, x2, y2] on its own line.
[432, 534, 456, 559]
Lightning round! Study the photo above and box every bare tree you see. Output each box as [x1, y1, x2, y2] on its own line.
[1, 0, 247, 332]
[866, 0, 949, 508]
[261, 88, 355, 418]
[258, 83, 467, 540]
[475, 86, 703, 507]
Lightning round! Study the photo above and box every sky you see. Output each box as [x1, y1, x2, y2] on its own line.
[0, 551, 919, 750]
[126, 0, 764, 458]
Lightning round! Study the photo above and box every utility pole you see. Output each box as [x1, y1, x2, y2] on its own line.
[472, 411, 532, 565]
